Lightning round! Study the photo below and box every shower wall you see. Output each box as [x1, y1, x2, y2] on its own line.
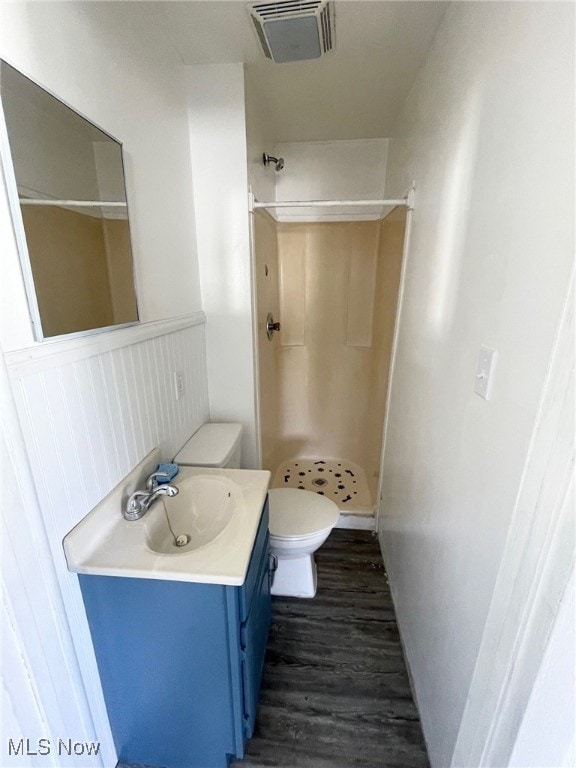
[276, 221, 379, 481]
[255, 211, 406, 503]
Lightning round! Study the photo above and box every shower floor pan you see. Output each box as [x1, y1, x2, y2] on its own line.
[272, 458, 374, 530]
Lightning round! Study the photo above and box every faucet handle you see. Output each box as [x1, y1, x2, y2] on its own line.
[125, 490, 148, 520]
[146, 471, 170, 491]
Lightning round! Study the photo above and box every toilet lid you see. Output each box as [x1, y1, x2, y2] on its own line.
[268, 489, 340, 538]
[173, 423, 242, 466]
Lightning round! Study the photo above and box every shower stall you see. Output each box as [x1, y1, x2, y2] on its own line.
[252, 199, 408, 528]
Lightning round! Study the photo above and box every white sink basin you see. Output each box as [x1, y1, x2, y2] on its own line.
[63, 448, 270, 585]
[143, 474, 238, 555]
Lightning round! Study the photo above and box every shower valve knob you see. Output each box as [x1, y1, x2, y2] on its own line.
[266, 313, 281, 340]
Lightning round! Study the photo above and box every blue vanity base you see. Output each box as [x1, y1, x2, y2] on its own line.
[79, 500, 271, 768]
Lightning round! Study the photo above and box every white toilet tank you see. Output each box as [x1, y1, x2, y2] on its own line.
[173, 423, 242, 469]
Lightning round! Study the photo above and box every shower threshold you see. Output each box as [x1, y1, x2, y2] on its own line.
[272, 458, 375, 530]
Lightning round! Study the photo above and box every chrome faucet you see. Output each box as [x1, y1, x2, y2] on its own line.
[124, 473, 179, 521]
[146, 471, 172, 491]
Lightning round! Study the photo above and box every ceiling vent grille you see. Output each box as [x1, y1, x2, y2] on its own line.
[248, 0, 335, 63]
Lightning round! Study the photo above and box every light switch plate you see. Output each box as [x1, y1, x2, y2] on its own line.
[474, 346, 497, 400]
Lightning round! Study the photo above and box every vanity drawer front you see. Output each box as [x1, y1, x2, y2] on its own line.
[239, 497, 269, 621]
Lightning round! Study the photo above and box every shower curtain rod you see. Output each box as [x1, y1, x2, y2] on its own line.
[248, 186, 415, 213]
[19, 199, 127, 207]
[252, 198, 409, 209]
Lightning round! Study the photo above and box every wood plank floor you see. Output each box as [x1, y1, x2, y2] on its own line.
[232, 529, 429, 768]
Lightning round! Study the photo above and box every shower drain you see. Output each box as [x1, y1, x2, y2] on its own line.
[312, 477, 328, 487]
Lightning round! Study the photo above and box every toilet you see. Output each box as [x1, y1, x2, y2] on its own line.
[174, 422, 243, 469]
[267, 488, 339, 598]
[174, 424, 339, 598]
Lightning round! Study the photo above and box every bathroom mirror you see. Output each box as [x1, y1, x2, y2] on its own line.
[0, 60, 139, 340]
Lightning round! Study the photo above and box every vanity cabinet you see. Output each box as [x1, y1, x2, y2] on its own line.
[78, 498, 271, 768]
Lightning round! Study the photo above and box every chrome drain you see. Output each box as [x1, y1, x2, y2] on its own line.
[312, 477, 328, 487]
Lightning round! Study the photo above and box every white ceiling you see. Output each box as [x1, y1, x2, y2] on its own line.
[81, 1, 450, 142]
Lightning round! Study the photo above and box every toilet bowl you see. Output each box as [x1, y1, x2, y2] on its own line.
[268, 488, 339, 598]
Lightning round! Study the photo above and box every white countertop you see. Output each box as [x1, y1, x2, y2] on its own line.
[63, 448, 271, 586]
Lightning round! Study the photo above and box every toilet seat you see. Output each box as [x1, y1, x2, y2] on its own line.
[268, 488, 339, 539]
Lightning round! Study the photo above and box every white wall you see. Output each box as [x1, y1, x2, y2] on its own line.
[451, 274, 574, 767]
[245, 74, 277, 205]
[186, 63, 258, 468]
[0, 4, 209, 764]
[379, 3, 574, 766]
[273, 139, 388, 221]
[1, 346, 109, 767]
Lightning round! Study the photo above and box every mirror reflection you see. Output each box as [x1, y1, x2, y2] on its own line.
[0, 61, 139, 339]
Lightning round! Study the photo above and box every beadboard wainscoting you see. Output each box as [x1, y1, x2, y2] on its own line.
[4, 313, 210, 763]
